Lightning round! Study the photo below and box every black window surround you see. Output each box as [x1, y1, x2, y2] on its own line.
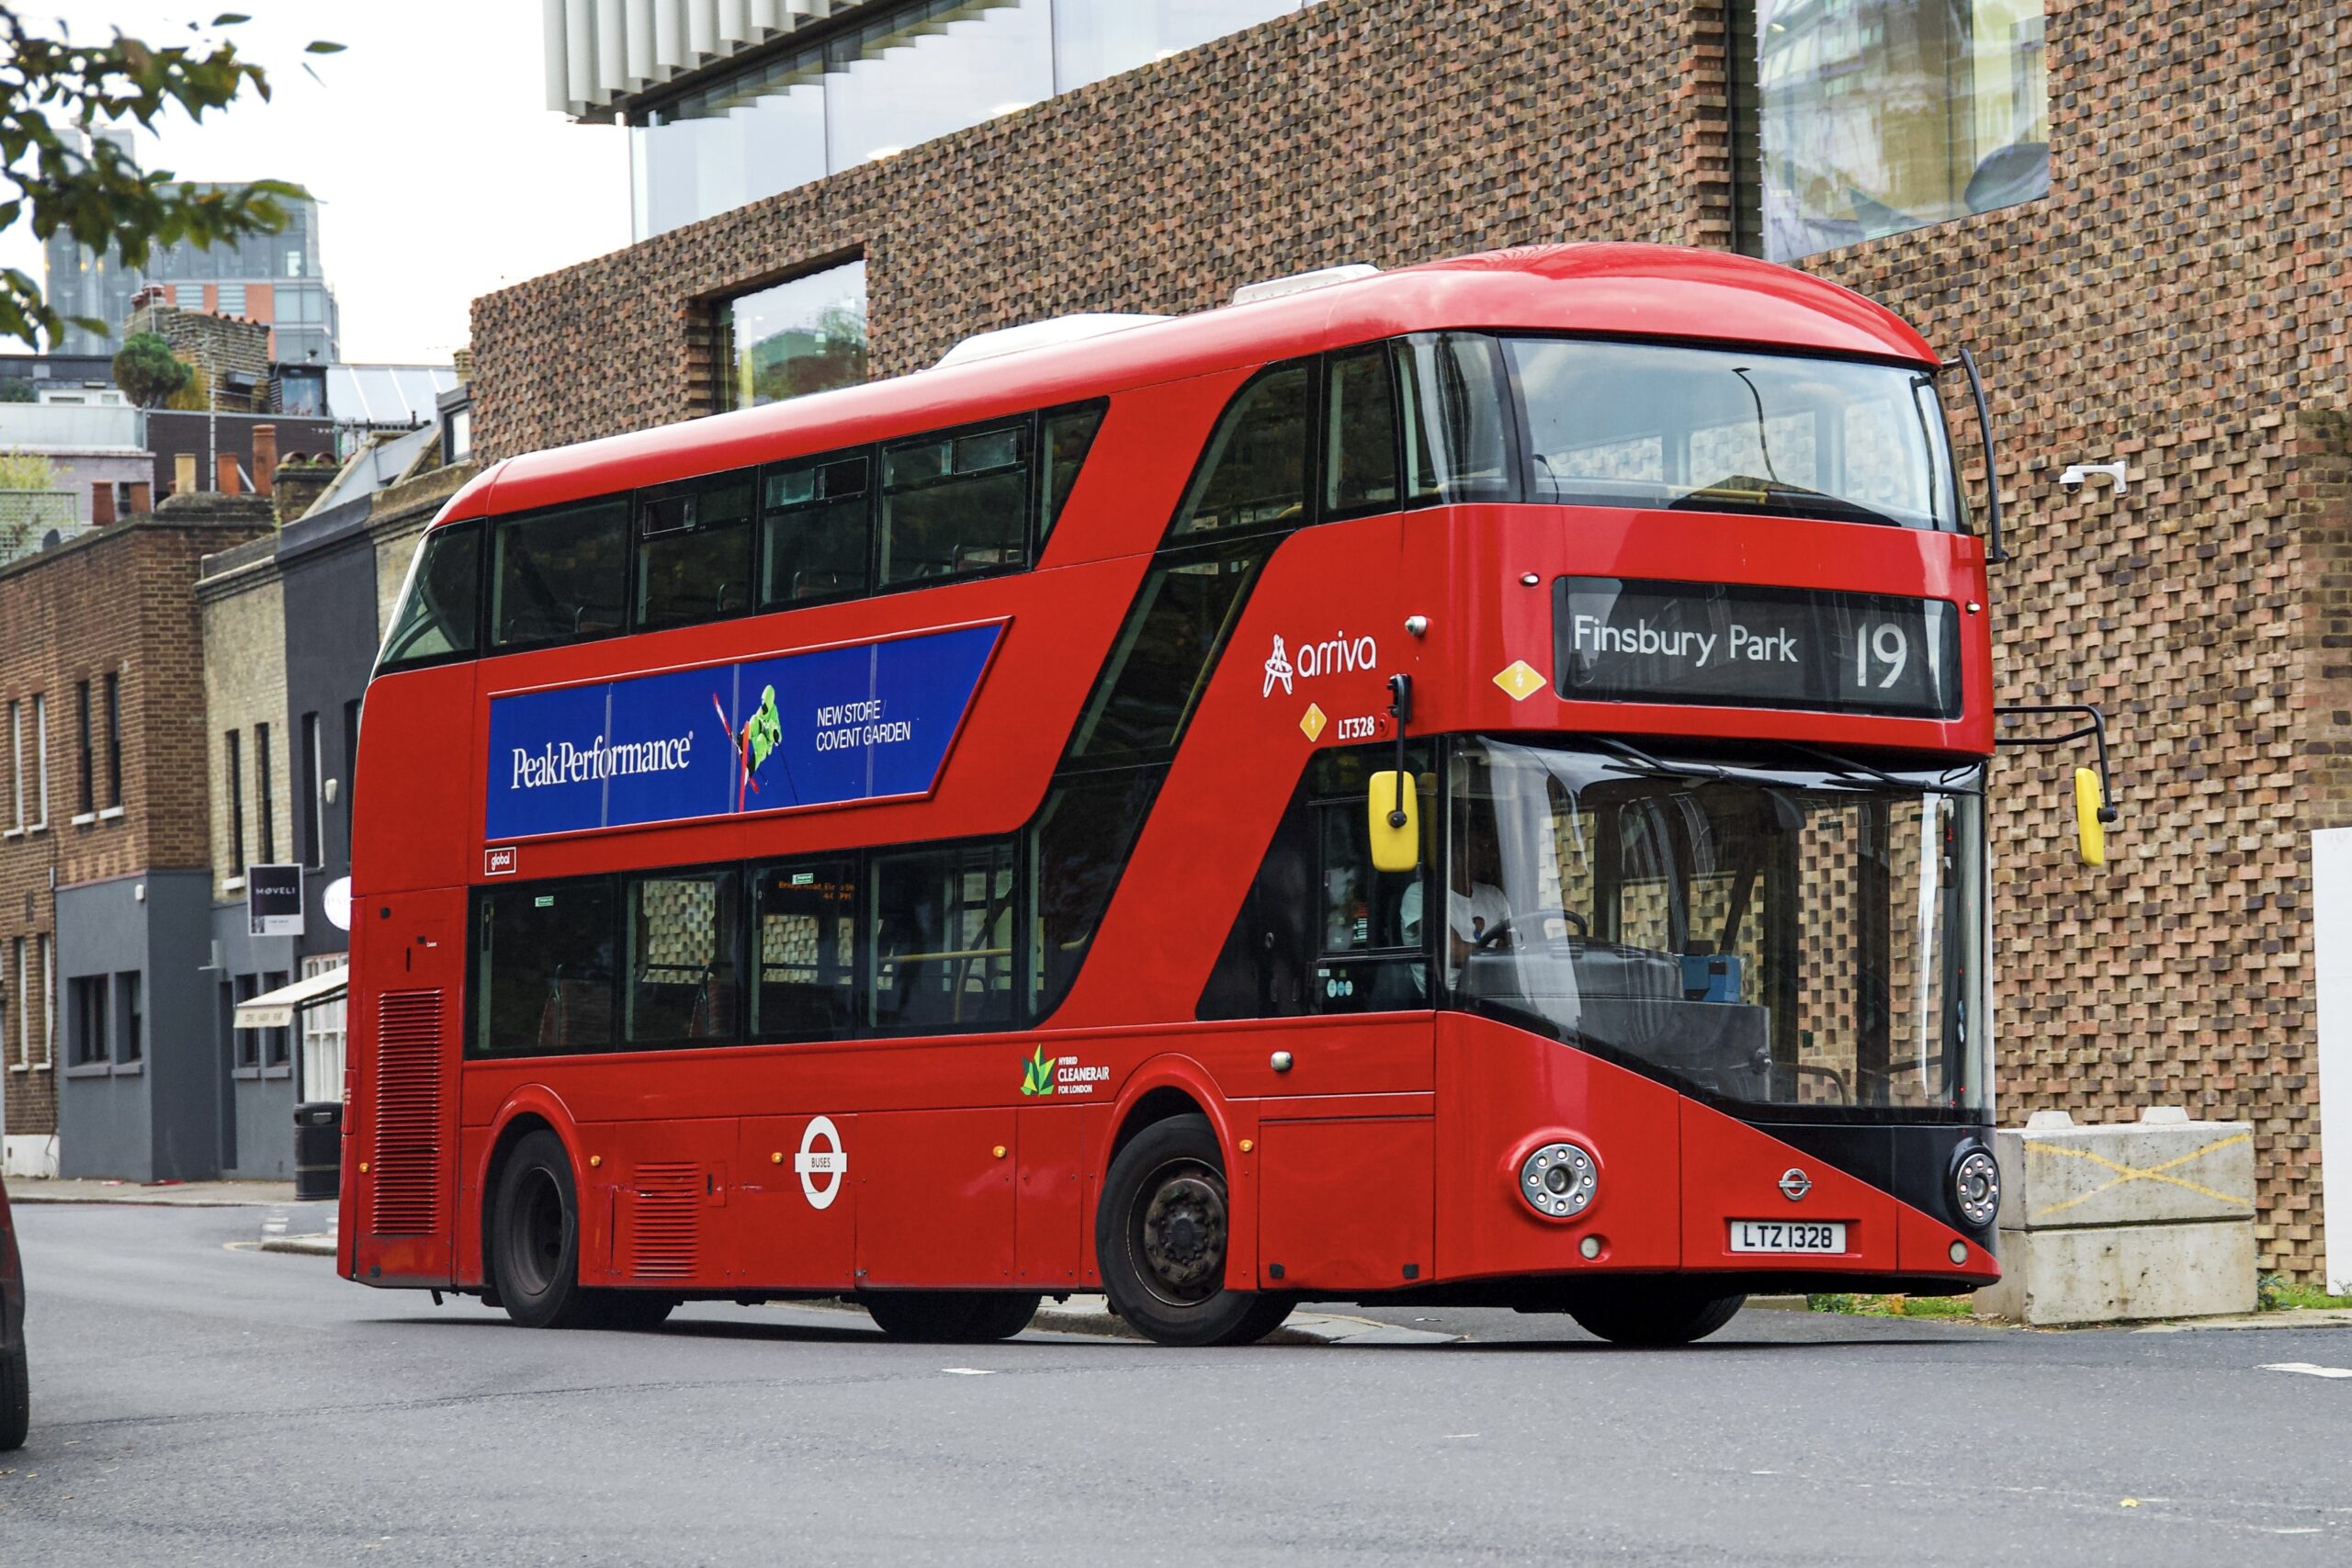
[385, 398, 1110, 675]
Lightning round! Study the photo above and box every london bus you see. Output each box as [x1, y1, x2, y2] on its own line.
[342, 243, 2100, 1347]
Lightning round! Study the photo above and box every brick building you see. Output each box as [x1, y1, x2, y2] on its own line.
[471, 0, 2349, 1277]
[0, 497, 269, 1178]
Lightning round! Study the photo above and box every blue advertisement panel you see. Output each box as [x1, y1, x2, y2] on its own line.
[485, 624, 1001, 841]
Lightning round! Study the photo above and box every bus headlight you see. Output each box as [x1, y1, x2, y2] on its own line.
[1952, 1146, 2001, 1228]
[1520, 1142, 1597, 1219]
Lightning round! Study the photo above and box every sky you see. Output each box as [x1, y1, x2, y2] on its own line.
[0, 1, 630, 364]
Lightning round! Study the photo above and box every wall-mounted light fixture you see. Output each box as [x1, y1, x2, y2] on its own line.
[2058, 461, 2129, 494]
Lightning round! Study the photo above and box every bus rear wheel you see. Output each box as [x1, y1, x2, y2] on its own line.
[1098, 1113, 1293, 1348]
[1566, 1281, 1747, 1347]
[489, 1129, 628, 1330]
[0, 1337, 28, 1451]
[862, 1292, 1040, 1343]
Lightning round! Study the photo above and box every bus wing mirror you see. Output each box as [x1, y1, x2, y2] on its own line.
[1368, 771, 1419, 874]
[1996, 704, 2119, 869]
[2074, 767, 2108, 867]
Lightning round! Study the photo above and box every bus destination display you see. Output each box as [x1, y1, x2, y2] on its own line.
[1552, 577, 1960, 719]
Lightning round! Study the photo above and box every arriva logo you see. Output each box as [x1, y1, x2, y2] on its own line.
[1262, 630, 1378, 697]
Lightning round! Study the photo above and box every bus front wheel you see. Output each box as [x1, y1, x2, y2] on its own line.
[861, 1291, 1040, 1343]
[1097, 1113, 1293, 1348]
[1565, 1282, 1746, 1347]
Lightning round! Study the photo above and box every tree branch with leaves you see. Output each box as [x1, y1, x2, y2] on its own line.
[0, 8, 342, 350]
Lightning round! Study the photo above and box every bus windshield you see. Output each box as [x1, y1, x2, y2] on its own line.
[1506, 339, 1957, 532]
[1448, 738, 1986, 1119]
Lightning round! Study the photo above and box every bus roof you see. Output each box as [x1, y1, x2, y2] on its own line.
[449, 242, 1941, 524]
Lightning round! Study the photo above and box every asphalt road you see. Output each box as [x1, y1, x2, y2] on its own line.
[5, 1203, 2347, 1567]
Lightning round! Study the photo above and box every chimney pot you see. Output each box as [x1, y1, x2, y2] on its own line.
[252, 423, 277, 481]
[216, 453, 241, 493]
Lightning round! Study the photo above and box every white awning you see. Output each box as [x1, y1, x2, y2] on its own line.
[233, 967, 349, 1031]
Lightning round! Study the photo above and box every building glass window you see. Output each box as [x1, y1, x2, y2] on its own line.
[11, 937, 24, 1066]
[71, 975, 107, 1066]
[40, 933, 53, 1068]
[7, 699, 20, 829]
[628, 1, 1314, 238]
[262, 968, 291, 1066]
[233, 974, 260, 1069]
[103, 671, 121, 809]
[714, 261, 868, 412]
[300, 712, 323, 866]
[74, 680, 93, 816]
[299, 953, 345, 1093]
[120, 969, 142, 1065]
[226, 728, 246, 873]
[1754, 0, 2049, 262]
[215, 281, 247, 316]
[824, 0, 1056, 168]
[32, 692, 46, 827]
[256, 722, 276, 863]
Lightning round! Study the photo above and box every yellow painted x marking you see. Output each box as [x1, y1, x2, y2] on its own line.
[2028, 1132, 2253, 1220]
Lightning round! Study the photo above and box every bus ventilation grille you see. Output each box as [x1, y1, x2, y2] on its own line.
[625, 1164, 701, 1281]
[369, 988, 444, 1236]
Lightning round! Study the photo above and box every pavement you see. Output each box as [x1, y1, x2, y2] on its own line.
[5, 1203, 2348, 1566]
[6, 1178, 300, 1206]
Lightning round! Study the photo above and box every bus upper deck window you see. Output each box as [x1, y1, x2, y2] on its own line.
[377, 518, 481, 672]
[1037, 401, 1106, 548]
[762, 454, 870, 608]
[1324, 346, 1399, 516]
[1394, 334, 1512, 505]
[878, 422, 1029, 588]
[490, 499, 630, 650]
[637, 472, 755, 631]
[1169, 362, 1310, 538]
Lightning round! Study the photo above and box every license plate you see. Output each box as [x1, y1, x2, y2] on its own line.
[1728, 1220, 1847, 1254]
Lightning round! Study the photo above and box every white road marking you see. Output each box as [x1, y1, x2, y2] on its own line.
[940, 1368, 995, 1376]
[2259, 1362, 2352, 1379]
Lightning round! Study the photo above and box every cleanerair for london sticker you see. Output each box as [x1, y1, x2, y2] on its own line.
[483, 623, 1000, 840]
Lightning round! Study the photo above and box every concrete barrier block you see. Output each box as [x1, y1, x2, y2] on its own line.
[1973, 1220, 2256, 1325]
[1994, 1119, 2254, 1231]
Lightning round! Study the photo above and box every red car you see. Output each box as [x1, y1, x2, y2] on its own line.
[1, 1172, 26, 1450]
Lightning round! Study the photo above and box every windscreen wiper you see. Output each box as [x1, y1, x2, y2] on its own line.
[1783, 742, 1979, 797]
[1590, 737, 1729, 783]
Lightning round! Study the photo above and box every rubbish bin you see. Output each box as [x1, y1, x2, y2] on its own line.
[294, 1100, 343, 1201]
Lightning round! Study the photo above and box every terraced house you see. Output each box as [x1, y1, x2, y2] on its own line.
[471, 0, 2350, 1280]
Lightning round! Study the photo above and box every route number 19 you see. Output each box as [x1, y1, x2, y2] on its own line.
[1854, 622, 1910, 690]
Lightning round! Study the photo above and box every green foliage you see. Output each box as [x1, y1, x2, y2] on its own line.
[0, 447, 56, 489]
[0, 9, 344, 349]
[2256, 1274, 2352, 1313]
[1806, 1292, 1979, 1320]
[0, 378, 31, 401]
[110, 329, 190, 406]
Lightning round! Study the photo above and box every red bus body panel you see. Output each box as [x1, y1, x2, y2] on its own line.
[345, 244, 1999, 1303]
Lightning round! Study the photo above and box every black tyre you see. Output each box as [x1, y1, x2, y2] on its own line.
[862, 1291, 1041, 1343]
[488, 1130, 600, 1329]
[0, 1338, 28, 1452]
[587, 1293, 680, 1332]
[1096, 1113, 1294, 1348]
[1566, 1281, 1747, 1347]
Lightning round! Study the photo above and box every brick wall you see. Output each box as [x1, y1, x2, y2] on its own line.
[0, 504, 269, 1148]
[467, 0, 2351, 1275]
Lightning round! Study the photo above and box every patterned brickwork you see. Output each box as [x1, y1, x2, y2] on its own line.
[468, 0, 2350, 1274]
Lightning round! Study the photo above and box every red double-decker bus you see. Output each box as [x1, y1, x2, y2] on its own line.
[342, 243, 2061, 1347]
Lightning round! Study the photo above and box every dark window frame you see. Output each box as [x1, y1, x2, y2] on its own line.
[256, 722, 275, 863]
[620, 863, 746, 1050]
[487, 497, 634, 656]
[261, 967, 291, 1068]
[757, 442, 875, 613]
[226, 728, 246, 872]
[376, 518, 485, 676]
[876, 413, 1039, 591]
[74, 679, 93, 815]
[70, 973, 107, 1066]
[300, 711, 323, 869]
[102, 671, 121, 809]
[633, 468, 760, 631]
[119, 969, 142, 1065]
